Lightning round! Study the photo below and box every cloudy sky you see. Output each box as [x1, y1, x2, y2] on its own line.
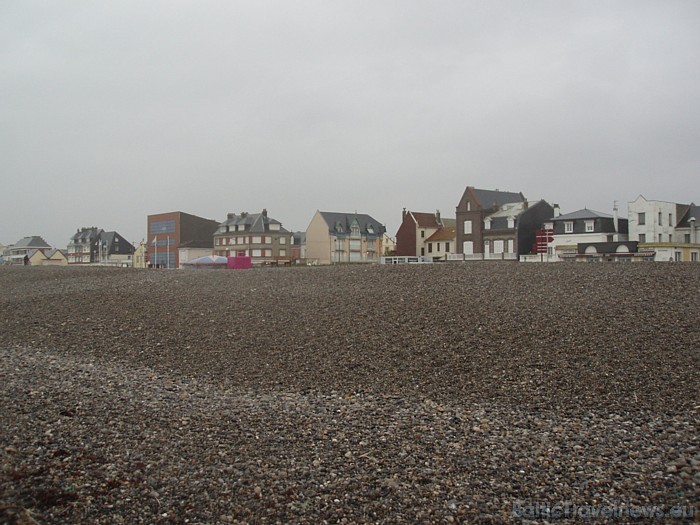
[2, 0, 699, 247]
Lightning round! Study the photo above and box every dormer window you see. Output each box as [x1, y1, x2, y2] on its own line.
[507, 217, 515, 229]
[336, 224, 344, 233]
[484, 219, 491, 230]
[585, 220, 594, 232]
[367, 224, 374, 234]
[564, 221, 574, 233]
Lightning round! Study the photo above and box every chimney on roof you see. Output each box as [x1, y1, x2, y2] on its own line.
[241, 211, 248, 218]
[227, 212, 235, 220]
[402, 208, 407, 220]
[262, 208, 268, 217]
[553, 204, 560, 218]
[435, 209, 441, 224]
[613, 201, 619, 234]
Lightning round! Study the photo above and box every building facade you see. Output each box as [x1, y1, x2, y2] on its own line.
[306, 211, 386, 265]
[395, 210, 456, 258]
[213, 209, 293, 264]
[67, 228, 135, 266]
[67, 227, 101, 264]
[7, 236, 52, 264]
[545, 207, 628, 260]
[628, 195, 699, 262]
[147, 211, 219, 269]
[455, 187, 525, 256]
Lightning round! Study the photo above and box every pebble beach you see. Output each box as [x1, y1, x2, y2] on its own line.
[1, 263, 698, 523]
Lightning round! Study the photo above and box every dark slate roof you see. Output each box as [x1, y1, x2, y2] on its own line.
[489, 217, 511, 230]
[319, 212, 386, 236]
[677, 203, 700, 228]
[96, 231, 134, 254]
[293, 231, 306, 245]
[219, 211, 288, 233]
[70, 228, 102, 243]
[552, 209, 613, 221]
[470, 188, 525, 208]
[14, 236, 51, 249]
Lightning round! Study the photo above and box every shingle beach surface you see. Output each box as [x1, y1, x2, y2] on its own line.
[1, 264, 698, 524]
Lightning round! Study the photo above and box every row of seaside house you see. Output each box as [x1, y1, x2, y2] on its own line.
[2, 185, 698, 267]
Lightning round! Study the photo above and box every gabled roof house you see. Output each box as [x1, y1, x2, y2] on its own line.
[306, 211, 386, 264]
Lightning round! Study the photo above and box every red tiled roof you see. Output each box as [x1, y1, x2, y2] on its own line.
[426, 226, 456, 241]
[411, 212, 441, 228]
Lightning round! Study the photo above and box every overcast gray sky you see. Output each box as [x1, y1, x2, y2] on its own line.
[2, 0, 699, 247]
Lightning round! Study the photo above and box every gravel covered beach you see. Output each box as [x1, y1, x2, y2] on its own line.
[1, 264, 698, 523]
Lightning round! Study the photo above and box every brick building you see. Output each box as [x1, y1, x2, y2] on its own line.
[147, 211, 219, 269]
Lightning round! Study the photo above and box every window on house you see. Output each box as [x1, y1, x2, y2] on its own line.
[691, 252, 698, 262]
[565, 222, 573, 233]
[467, 202, 471, 211]
[638, 213, 646, 225]
[658, 234, 662, 242]
[252, 236, 262, 244]
[445, 242, 450, 252]
[669, 234, 672, 242]
[463, 221, 472, 234]
[421, 247, 425, 256]
[279, 236, 286, 245]
[507, 218, 515, 229]
[675, 251, 681, 262]
[252, 249, 262, 257]
[544, 222, 553, 231]
[428, 243, 433, 253]
[639, 233, 646, 243]
[484, 220, 491, 230]
[669, 213, 673, 226]
[685, 234, 691, 243]
[421, 230, 425, 238]
[280, 249, 286, 257]
[585, 221, 594, 233]
[436, 243, 441, 252]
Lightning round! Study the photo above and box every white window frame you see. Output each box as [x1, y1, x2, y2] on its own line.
[564, 222, 574, 233]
